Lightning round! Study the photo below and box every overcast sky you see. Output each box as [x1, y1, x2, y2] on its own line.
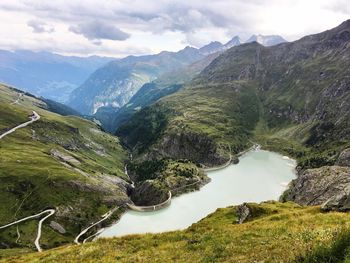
[0, 0, 349, 58]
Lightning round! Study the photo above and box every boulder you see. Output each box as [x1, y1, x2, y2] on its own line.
[336, 148, 350, 167]
[321, 184, 350, 211]
[236, 203, 251, 224]
[50, 221, 66, 234]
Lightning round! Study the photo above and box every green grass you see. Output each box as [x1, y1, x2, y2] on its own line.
[0, 84, 128, 250]
[5, 202, 350, 262]
[297, 230, 350, 262]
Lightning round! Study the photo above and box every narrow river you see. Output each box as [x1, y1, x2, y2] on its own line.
[99, 149, 296, 238]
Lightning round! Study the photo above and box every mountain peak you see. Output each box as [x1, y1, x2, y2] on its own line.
[199, 41, 223, 55]
[224, 36, 241, 48]
[246, 34, 286, 46]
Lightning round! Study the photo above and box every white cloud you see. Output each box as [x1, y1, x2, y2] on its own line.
[0, 0, 349, 57]
[69, 20, 130, 41]
[27, 19, 54, 33]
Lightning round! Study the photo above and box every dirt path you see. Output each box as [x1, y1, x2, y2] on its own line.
[0, 111, 40, 140]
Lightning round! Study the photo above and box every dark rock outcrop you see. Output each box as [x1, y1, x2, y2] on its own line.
[236, 203, 251, 224]
[281, 166, 350, 210]
[148, 132, 228, 167]
[131, 180, 168, 206]
[321, 184, 350, 211]
[336, 148, 350, 167]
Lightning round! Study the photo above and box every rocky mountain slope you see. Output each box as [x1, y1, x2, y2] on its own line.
[117, 20, 350, 169]
[0, 50, 112, 103]
[0, 84, 129, 250]
[105, 52, 221, 132]
[69, 34, 285, 118]
[105, 34, 284, 132]
[68, 47, 205, 115]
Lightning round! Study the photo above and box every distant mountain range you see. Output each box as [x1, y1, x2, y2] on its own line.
[0, 34, 286, 114]
[0, 50, 112, 103]
[68, 34, 286, 115]
[245, 34, 286, 46]
[199, 34, 286, 55]
[67, 46, 206, 115]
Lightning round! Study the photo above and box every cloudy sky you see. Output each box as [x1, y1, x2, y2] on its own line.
[0, 0, 349, 58]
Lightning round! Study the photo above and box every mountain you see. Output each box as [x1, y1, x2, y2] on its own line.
[224, 36, 242, 48]
[0, 50, 112, 103]
[102, 52, 221, 132]
[245, 34, 286, 46]
[198, 41, 224, 55]
[68, 47, 205, 115]
[117, 20, 350, 187]
[0, 84, 128, 249]
[2, 19, 350, 263]
[68, 34, 283, 116]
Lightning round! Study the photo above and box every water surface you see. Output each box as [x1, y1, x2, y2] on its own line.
[99, 150, 296, 238]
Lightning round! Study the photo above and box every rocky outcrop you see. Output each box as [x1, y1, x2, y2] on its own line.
[321, 184, 350, 211]
[281, 166, 350, 210]
[50, 221, 66, 234]
[236, 203, 251, 224]
[336, 148, 350, 167]
[148, 132, 228, 167]
[130, 180, 168, 206]
[51, 149, 81, 165]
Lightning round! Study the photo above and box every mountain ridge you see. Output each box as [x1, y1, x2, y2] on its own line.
[68, 33, 286, 116]
[0, 50, 113, 103]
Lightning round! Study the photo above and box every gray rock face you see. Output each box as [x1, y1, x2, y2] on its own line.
[50, 221, 66, 234]
[131, 180, 168, 206]
[236, 203, 251, 224]
[149, 132, 228, 167]
[336, 148, 350, 166]
[282, 166, 350, 210]
[321, 184, 350, 211]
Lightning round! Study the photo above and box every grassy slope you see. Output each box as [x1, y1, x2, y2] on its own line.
[6, 202, 350, 262]
[0, 84, 127, 251]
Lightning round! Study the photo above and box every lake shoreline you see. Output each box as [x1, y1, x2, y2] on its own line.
[98, 149, 296, 239]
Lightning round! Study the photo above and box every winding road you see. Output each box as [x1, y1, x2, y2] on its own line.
[0, 109, 53, 252]
[35, 209, 55, 252]
[74, 207, 119, 245]
[0, 111, 40, 140]
[0, 209, 55, 252]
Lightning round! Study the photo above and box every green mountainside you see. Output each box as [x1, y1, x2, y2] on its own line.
[0, 84, 129, 250]
[117, 20, 350, 169]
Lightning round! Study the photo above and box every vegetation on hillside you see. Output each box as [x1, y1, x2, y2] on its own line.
[0, 84, 128, 250]
[5, 202, 350, 262]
